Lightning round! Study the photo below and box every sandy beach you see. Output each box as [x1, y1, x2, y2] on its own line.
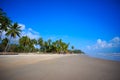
[0, 54, 120, 80]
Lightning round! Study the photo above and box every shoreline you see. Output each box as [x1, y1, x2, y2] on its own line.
[0, 53, 120, 62]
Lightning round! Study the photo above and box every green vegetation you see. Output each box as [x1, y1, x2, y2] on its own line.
[0, 8, 84, 54]
[71, 49, 84, 54]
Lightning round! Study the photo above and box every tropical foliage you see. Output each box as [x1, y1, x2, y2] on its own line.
[0, 8, 11, 40]
[0, 8, 83, 54]
[4, 23, 21, 52]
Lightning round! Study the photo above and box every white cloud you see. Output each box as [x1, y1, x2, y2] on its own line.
[111, 37, 120, 43]
[28, 28, 32, 31]
[43, 35, 69, 41]
[87, 37, 120, 50]
[97, 39, 107, 48]
[16, 23, 40, 39]
[18, 23, 25, 30]
[1, 31, 6, 39]
[22, 27, 40, 39]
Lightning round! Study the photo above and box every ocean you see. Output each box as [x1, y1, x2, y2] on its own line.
[86, 53, 120, 61]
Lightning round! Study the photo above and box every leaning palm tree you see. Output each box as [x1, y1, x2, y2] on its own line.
[2, 38, 9, 46]
[5, 23, 21, 52]
[0, 8, 11, 40]
[0, 37, 9, 51]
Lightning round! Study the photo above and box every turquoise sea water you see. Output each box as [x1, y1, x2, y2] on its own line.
[86, 53, 120, 61]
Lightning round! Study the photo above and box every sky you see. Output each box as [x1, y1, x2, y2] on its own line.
[0, 0, 120, 53]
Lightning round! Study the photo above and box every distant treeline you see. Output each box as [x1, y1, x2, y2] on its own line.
[0, 8, 84, 54]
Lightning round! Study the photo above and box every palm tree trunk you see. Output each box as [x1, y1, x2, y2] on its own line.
[4, 37, 11, 53]
[0, 30, 3, 41]
[4, 41, 9, 52]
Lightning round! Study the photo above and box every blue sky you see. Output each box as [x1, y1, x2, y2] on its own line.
[0, 0, 120, 53]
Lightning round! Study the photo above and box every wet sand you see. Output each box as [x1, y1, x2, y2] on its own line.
[0, 54, 120, 80]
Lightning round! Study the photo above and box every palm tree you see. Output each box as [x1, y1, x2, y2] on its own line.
[44, 41, 48, 53]
[0, 38, 9, 51]
[50, 39, 69, 53]
[38, 37, 44, 52]
[53, 39, 62, 53]
[29, 39, 37, 52]
[2, 38, 9, 46]
[19, 36, 30, 52]
[58, 39, 63, 53]
[48, 39, 52, 45]
[51, 41, 57, 53]
[47, 39, 52, 52]
[55, 40, 60, 53]
[5, 23, 21, 52]
[61, 42, 69, 53]
[0, 8, 11, 40]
